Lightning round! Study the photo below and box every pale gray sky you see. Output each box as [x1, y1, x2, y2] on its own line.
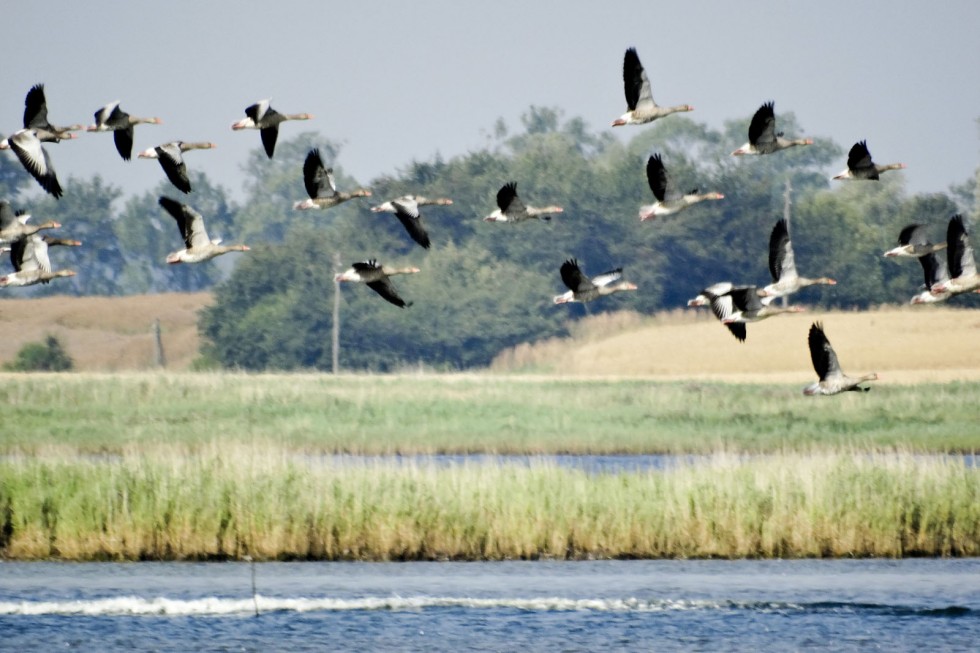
[4, 0, 978, 204]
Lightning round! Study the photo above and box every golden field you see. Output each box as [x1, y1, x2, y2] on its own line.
[0, 293, 978, 382]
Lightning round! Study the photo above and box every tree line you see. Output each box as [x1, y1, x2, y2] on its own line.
[2, 107, 977, 370]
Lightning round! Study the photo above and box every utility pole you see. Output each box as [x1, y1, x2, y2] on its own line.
[153, 318, 165, 368]
[332, 252, 341, 374]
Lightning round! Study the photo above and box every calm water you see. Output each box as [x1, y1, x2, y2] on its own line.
[2, 559, 978, 651]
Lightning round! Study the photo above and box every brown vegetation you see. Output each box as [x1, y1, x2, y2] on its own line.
[0, 293, 211, 371]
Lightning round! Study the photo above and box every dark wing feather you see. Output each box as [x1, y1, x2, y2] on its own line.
[366, 277, 411, 308]
[157, 146, 191, 193]
[897, 224, 926, 246]
[918, 252, 943, 287]
[747, 102, 776, 147]
[730, 286, 763, 313]
[352, 260, 381, 274]
[23, 84, 48, 129]
[392, 201, 431, 249]
[9, 238, 28, 272]
[945, 214, 975, 278]
[259, 126, 279, 159]
[113, 127, 134, 160]
[847, 140, 876, 178]
[645, 154, 669, 202]
[807, 322, 840, 382]
[622, 47, 645, 111]
[496, 182, 518, 212]
[768, 219, 792, 282]
[9, 132, 63, 199]
[302, 149, 333, 199]
[724, 321, 746, 343]
[559, 258, 593, 292]
[158, 196, 209, 248]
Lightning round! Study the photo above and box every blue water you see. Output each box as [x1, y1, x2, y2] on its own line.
[2, 559, 978, 651]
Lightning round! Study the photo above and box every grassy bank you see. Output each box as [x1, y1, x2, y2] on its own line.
[1, 447, 977, 561]
[2, 373, 980, 454]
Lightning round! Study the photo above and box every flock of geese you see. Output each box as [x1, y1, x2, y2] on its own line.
[1, 48, 977, 394]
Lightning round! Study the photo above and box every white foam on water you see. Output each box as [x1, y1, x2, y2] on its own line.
[0, 595, 737, 617]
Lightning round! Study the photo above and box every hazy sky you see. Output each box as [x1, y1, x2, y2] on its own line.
[3, 1, 978, 205]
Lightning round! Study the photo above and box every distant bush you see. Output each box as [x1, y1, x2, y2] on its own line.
[4, 335, 74, 372]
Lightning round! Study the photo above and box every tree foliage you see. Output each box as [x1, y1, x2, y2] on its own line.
[4, 335, 74, 372]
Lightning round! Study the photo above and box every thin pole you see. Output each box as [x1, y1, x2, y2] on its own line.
[332, 252, 341, 374]
[245, 555, 259, 617]
[782, 177, 792, 308]
[153, 318, 165, 368]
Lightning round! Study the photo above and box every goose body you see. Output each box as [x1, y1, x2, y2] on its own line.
[87, 101, 162, 160]
[833, 141, 905, 180]
[639, 153, 723, 221]
[553, 259, 637, 304]
[335, 259, 418, 307]
[932, 215, 980, 295]
[138, 141, 216, 193]
[706, 285, 800, 342]
[612, 48, 693, 126]
[687, 281, 743, 307]
[0, 202, 61, 245]
[732, 102, 812, 156]
[484, 182, 562, 223]
[23, 84, 83, 143]
[293, 149, 371, 210]
[0, 233, 75, 287]
[158, 196, 249, 264]
[762, 219, 836, 299]
[0, 129, 64, 198]
[803, 322, 878, 395]
[231, 99, 313, 159]
[883, 224, 946, 258]
[371, 195, 453, 213]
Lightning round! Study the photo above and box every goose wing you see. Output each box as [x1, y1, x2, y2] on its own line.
[155, 143, 191, 193]
[496, 182, 524, 213]
[590, 268, 624, 289]
[946, 215, 976, 278]
[897, 224, 928, 247]
[8, 130, 63, 198]
[559, 259, 594, 293]
[303, 149, 335, 200]
[847, 140, 877, 178]
[113, 126, 134, 160]
[622, 47, 655, 111]
[808, 322, 842, 382]
[159, 196, 210, 249]
[392, 200, 431, 249]
[645, 154, 673, 202]
[768, 218, 796, 282]
[23, 84, 49, 130]
[918, 252, 947, 287]
[748, 102, 776, 148]
[11, 235, 51, 274]
[366, 276, 411, 307]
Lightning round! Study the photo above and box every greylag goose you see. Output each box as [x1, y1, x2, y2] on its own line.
[371, 195, 453, 213]
[762, 219, 836, 299]
[231, 99, 313, 159]
[484, 182, 562, 223]
[335, 259, 419, 308]
[688, 281, 742, 307]
[833, 141, 905, 180]
[23, 84, 83, 143]
[732, 102, 812, 155]
[639, 153, 723, 221]
[0, 233, 75, 287]
[0, 129, 63, 198]
[706, 285, 801, 343]
[42, 235, 82, 248]
[883, 224, 946, 258]
[0, 202, 60, 245]
[293, 149, 371, 210]
[554, 259, 637, 304]
[87, 101, 162, 160]
[612, 48, 693, 126]
[389, 198, 431, 249]
[931, 215, 979, 295]
[158, 196, 249, 264]
[138, 141, 216, 194]
[803, 322, 878, 395]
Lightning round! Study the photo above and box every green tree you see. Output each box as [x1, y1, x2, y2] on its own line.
[4, 335, 73, 371]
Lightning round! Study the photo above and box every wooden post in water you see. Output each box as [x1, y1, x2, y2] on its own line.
[153, 318, 166, 368]
[332, 252, 341, 374]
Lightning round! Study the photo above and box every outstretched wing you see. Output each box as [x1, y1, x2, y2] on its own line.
[748, 102, 776, 147]
[807, 321, 841, 382]
[622, 47, 654, 111]
[768, 219, 796, 283]
[392, 200, 431, 249]
[559, 258, 593, 292]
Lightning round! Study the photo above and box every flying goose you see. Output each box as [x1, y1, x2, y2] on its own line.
[157, 196, 249, 264]
[732, 102, 812, 156]
[833, 141, 905, 180]
[293, 149, 371, 210]
[0, 201, 60, 245]
[87, 101, 162, 160]
[762, 219, 836, 299]
[335, 259, 419, 307]
[231, 99, 313, 159]
[484, 182, 562, 223]
[706, 285, 801, 342]
[553, 259, 637, 304]
[138, 141, 216, 193]
[0, 233, 76, 287]
[639, 153, 723, 221]
[883, 224, 946, 258]
[803, 322, 878, 395]
[371, 195, 453, 213]
[0, 129, 63, 198]
[388, 198, 431, 249]
[22, 84, 84, 143]
[931, 215, 979, 295]
[611, 48, 693, 126]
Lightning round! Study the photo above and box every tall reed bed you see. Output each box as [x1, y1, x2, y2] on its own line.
[2, 373, 979, 454]
[2, 446, 977, 560]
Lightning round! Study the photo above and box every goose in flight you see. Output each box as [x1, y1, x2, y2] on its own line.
[833, 141, 905, 180]
[553, 258, 637, 304]
[87, 101, 162, 160]
[138, 141, 216, 193]
[732, 102, 812, 155]
[639, 153, 723, 221]
[158, 196, 249, 264]
[611, 47, 693, 126]
[762, 219, 836, 299]
[293, 149, 371, 210]
[803, 322, 878, 395]
[335, 259, 419, 307]
[231, 99, 312, 159]
[484, 182, 562, 223]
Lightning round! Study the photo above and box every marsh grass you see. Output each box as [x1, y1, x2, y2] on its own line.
[2, 446, 977, 561]
[1, 372, 979, 454]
